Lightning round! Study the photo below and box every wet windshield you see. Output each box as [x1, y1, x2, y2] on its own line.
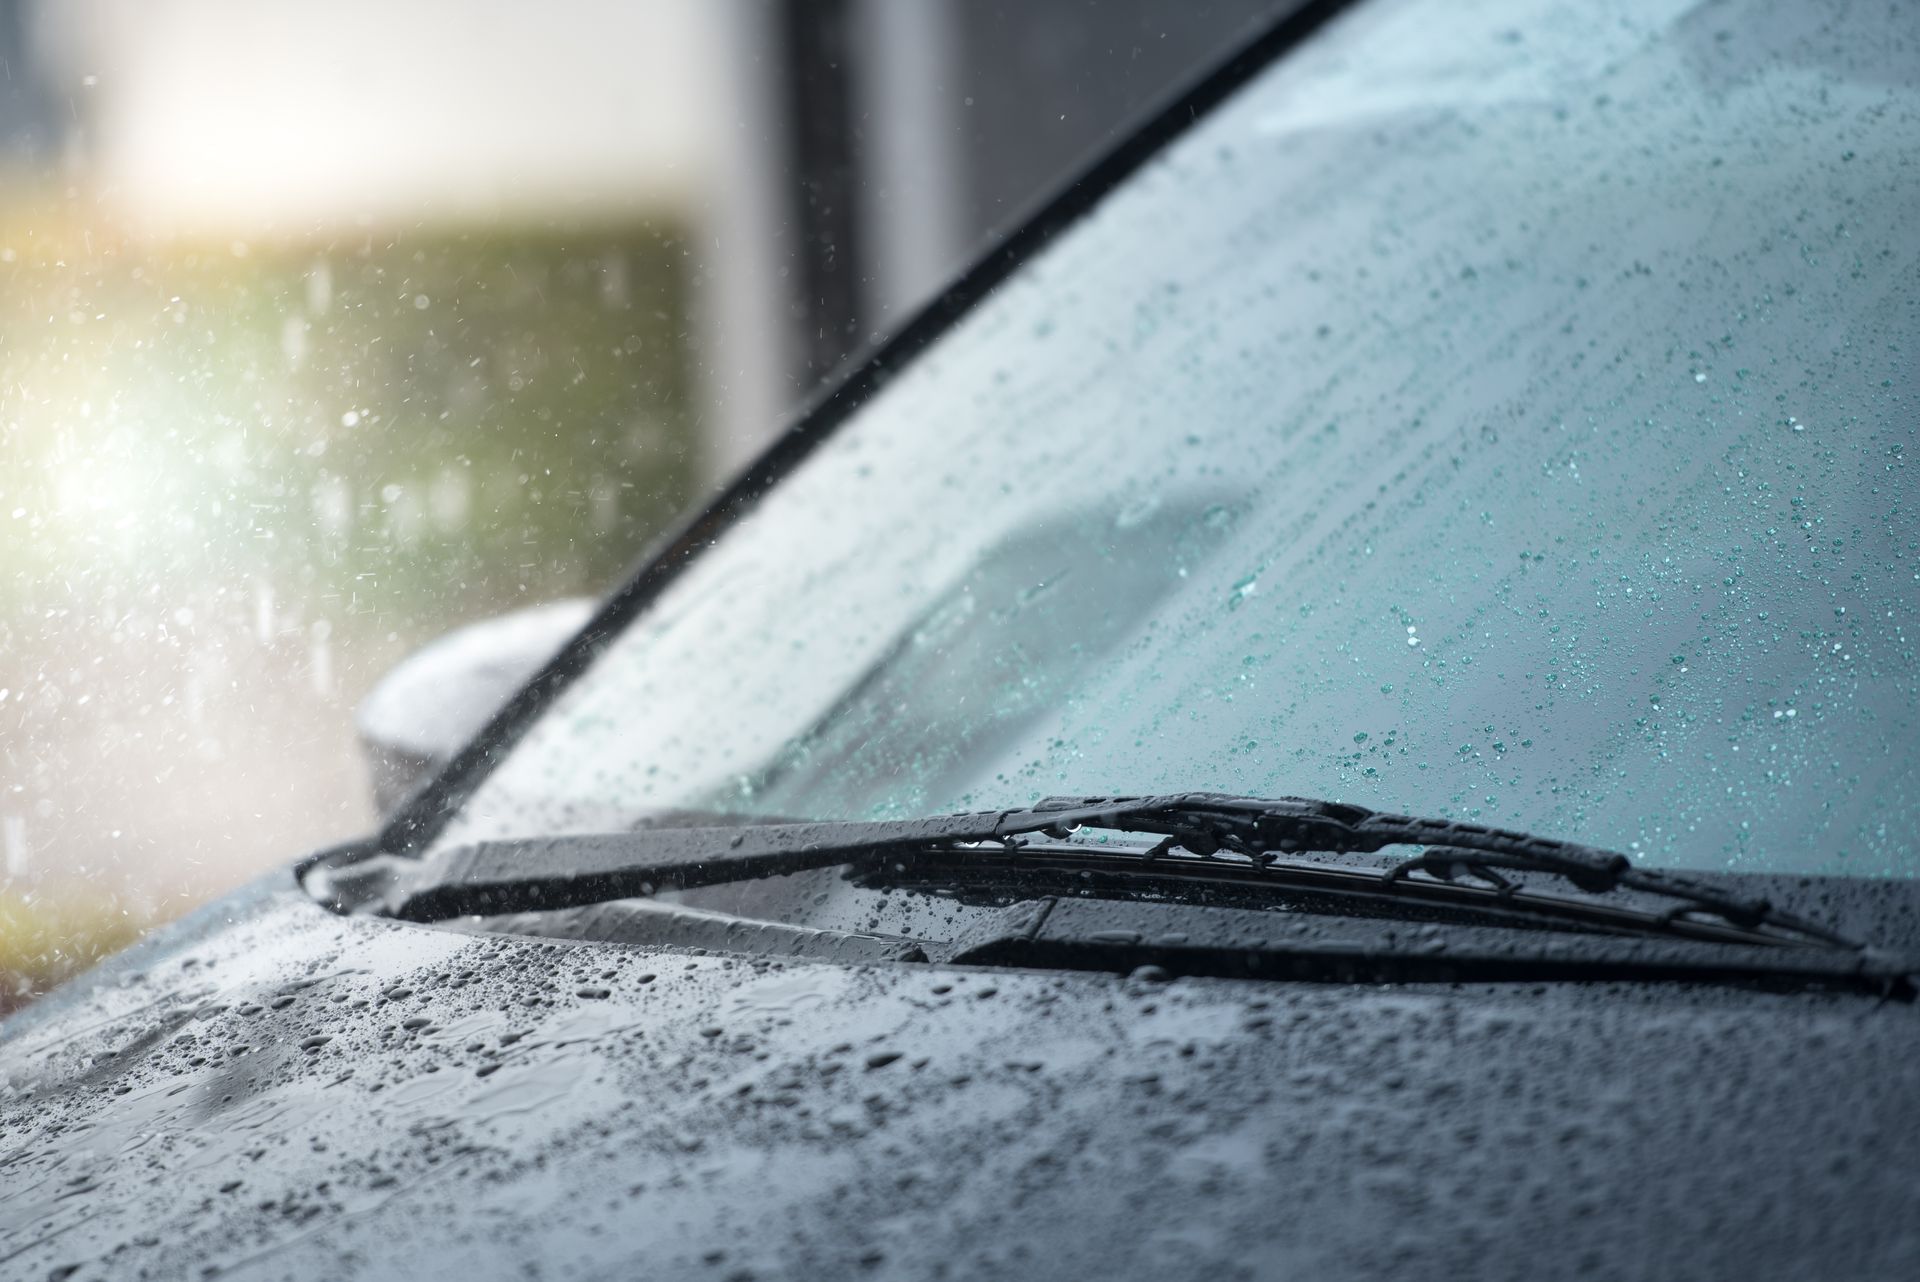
[436, 0, 1918, 878]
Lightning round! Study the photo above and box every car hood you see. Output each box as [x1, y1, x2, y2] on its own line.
[3, 869, 1919, 1281]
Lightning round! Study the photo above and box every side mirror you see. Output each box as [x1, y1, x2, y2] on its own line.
[355, 597, 596, 817]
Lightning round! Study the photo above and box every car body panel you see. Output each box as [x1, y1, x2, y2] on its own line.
[3, 877, 1917, 1280]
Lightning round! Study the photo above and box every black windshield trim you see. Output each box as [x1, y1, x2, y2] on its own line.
[378, 0, 1361, 856]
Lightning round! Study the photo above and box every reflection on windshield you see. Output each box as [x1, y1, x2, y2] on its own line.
[718, 494, 1243, 817]
[441, 0, 1919, 878]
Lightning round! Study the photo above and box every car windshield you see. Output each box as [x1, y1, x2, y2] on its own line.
[432, 0, 1918, 879]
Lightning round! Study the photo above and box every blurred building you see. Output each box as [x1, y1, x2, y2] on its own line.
[715, 0, 1285, 473]
[26, 0, 1282, 477]
[0, 0, 57, 164]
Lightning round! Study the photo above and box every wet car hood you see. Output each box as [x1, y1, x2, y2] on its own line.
[3, 869, 1919, 1281]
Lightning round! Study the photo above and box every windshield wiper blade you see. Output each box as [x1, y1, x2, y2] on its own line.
[365, 792, 1874, 956]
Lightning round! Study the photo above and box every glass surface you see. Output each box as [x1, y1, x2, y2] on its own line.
[441, 0, 1919, 877]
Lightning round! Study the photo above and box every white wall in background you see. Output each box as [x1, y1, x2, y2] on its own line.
[33, 0, 723, 231]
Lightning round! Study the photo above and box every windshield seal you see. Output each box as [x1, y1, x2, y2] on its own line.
[376, 0, 1359, 858]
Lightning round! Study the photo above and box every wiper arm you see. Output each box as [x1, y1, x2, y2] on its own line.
[359, 792, 1872, 956]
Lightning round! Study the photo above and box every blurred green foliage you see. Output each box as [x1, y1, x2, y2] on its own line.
[0, 208, 702, 999]
[0, 214, 699, 637]
[0, 887, 150, 1014]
